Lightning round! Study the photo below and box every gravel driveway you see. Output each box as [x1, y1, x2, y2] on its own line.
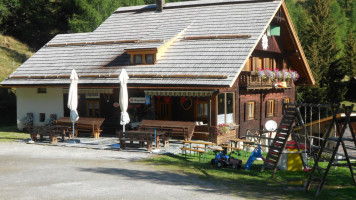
[0, 142, 244, 200]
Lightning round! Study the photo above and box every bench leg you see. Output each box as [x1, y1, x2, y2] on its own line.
[120, 140, 126, 149]
[147, 141, 153, 151]
[30, 134, 37, 141]
[162, 139, 169, 147]
[50, 136, 58, 144]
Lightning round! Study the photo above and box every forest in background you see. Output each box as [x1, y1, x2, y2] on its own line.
[0, 0, 355, 105]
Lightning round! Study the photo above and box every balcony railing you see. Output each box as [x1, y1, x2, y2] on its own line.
[238, 71, 292, 90]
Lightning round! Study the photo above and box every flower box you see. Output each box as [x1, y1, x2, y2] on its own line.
[208, 127, 237, 145]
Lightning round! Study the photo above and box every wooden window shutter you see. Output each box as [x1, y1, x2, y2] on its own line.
[244, 102, 247, 121]
[274, 99, 278, 116]
[265, 101, 269, 118]
[254, 101, 259, 120]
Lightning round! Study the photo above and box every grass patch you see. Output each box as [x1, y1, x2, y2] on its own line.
[0, 34, 33, 82]
[0, 125, 28, 142]
[141, 150, 356, 199]
[341, 101, 356, 112]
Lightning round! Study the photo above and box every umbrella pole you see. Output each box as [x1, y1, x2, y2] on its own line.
[72, 122, 75, 143]
[123, 124, 125, 132]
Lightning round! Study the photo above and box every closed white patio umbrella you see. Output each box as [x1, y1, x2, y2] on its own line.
[119, 69, 130, 132]
[112, 68, 130, 149]
[67, 69, 79, 143]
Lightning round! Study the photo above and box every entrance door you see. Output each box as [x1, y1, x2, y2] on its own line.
[156, 100, 172, 120]
[86, 100, 101, 117]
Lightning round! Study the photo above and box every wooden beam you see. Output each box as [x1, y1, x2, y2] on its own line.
[184, 35, 251, 40]
[45, 39, 164, 47]
[9, 74, 229, 79]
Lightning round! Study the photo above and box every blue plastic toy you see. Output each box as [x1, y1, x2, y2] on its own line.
[245, 146, 264, 170]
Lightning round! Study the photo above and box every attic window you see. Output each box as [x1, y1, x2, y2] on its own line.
[125, 49, 158, 65]
[146, 54, 154, 64]
[134, 55, 143, 64]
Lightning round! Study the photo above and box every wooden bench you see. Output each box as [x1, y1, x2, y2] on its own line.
[139, 120, 195, 141]
[180, 147, 205, 162]
[56, 117, 105, 138]
[29, 126, 67, 144]
[118, 131, 154, 151]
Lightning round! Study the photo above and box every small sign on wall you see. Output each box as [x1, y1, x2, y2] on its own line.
[129, 97, 145, 104]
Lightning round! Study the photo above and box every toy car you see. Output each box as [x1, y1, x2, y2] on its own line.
[211, 150, 242, 170]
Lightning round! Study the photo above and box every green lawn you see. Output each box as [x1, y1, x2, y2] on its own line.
[141, 150, 356, 200]
[342, 101, 356, 112]
[0, 126, 29, 142]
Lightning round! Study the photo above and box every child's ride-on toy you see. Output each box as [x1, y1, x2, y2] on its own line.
[211, 149, 242, 170]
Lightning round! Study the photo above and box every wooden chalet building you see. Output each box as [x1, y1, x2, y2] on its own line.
[0, 0, 315, 143]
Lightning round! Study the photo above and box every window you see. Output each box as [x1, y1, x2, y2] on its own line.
[282, 98, 290, 114]
[145, 54, 154, 64]
[266, 99, 278, 117]
[37, 88, 47, 93]
[218, 93, 235, 124]
[86, 100, 101, 117]
[134, 55, 142, 64]
[126, 49, 157, 65]
[247, 102, 255, 120]
[196, 101, 208, 119]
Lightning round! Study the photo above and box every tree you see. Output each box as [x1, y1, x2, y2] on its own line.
[298, 0, 345, 104]
[330, 0, 347, 54]
[68, 0, 124, 33]
[343, 30, 356, 78]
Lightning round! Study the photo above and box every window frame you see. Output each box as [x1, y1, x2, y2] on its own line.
[247, 101, 255, 120]
[145, 54, 154, 64]
[217, 92, 235, 124]
[195, 100, 209, 121]
[266, 99, 275, 117]
[133, 54, 143, 65]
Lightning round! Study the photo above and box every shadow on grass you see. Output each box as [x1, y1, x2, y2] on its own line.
[140, 153, 356, 199]
[0, 46, 29, 63]
[78, 153, 315, 200]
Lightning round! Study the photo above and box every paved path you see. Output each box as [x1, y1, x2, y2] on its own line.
[0, 142, 244, 200]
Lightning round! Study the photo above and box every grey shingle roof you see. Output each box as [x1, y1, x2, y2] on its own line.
[1, 0, 282, 87]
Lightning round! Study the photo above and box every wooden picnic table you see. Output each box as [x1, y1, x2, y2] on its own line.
[229, 138, 255, 158]
[139, 120, 195, 140]
[119, 130, 167, 150]
[182, 140, 215, 161]
[29, 125, 70, 144]
[138, 127, 172, 147]
[55, 117, 105, 138]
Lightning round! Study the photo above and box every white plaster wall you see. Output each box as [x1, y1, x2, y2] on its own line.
[16, 88, 64, 130]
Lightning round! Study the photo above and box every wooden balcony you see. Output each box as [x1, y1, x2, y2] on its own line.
[238, 71, 292, 90]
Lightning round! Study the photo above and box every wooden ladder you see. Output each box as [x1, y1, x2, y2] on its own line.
[305, 104, 356, 197]
[264, 103, 309, 178]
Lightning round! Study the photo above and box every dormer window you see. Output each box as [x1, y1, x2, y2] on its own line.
[145, 54, 154, 64]
[125, 48, 158, 65]
[134, 55, 143, 64]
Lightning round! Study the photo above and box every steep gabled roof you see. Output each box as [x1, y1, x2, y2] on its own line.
[1, 0, 314, 87]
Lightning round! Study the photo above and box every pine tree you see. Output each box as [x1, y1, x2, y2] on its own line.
[343, 30, 356, 78]
[298, 0, 344, 104]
